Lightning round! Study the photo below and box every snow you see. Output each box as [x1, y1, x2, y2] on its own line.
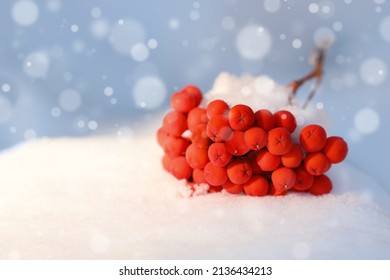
[236, 25, 272, 61]
[130, 43, 150, 62]
[23, 51, 50, 78]
[91, 7, 102, 18]
[50, 107, 61, 118]
[108, 19, 145, 56]
[292, 39, 303, 49]
[58, 89, 82, 112]
[360, 57, 387, 85]
[189, 10, 200, 21]
[90, 19, 110, 39]
[379, 16, 390, 42]
[221, 17, 235, 31]
[132, 76, 167, 110]
[12, 0, 39, 27]
[46, 0, 61, 13]
[308, 3, 320, 14]
[147, 39, 158, 49]
[0, 131, 389, 259]
[70, 24, 79, 33]
[332, 21, 343, 32]
[354, 108, 380, 134]
[168, 18, 180, 30]
[263, 0, 281, 13]
[1, 84, 11, 93]
[0, 96, 13, 123]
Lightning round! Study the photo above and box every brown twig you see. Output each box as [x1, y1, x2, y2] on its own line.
[288, 46, 326, 108]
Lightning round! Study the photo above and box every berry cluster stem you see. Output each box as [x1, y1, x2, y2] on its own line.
[288, 46, 326, 108]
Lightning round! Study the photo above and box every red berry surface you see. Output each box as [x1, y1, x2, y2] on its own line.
[204, 162, 228, 186]
[206, 99, 229, 119]
[322, 136, 348, 164]
[304, 152, 330, 176]
[244, 127, 267, 151]
[225, 131, 250, 156]
[170, 91, 196, 113]
[208, 142, 232, 167]
[206, 115, 232, 143]
[162, 111, 187, 137]
[271, 167, 296, 192]
[300, 124, 327, 152]
[309, 174, 333, 195]
[274, 110, 297, 133]
[227, 159, 253, 185]
[229, 104, 255, 131]
[243, 176, 269, 197]
[254, 109, 275, 131]
[182, 85, 202, 107]
[267, 127, 293, 155]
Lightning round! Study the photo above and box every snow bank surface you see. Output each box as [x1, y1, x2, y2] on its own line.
[0, 132, 389, 259]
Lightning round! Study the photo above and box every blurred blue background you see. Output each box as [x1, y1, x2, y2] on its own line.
[0, 0, 389, 189]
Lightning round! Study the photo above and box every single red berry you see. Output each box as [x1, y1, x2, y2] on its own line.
[171, 156, 193, 180]
[309, 174, 333, 195]
[185, 143, 209, 169]
[243, 175, 269, 196]
[208, 142, 232, 167]
[304, 152, 330, 176]
[170, 91, 196, 113]
[267, 127, 293, 155]
[271, 167, 296, 192]
[293, 166, 314, 192]
[228, 104, 255, 131]
[256, 149, 281, 171]
[274, 110, 297, 133]
[182, 85, 202, 107]
[227, 159, 253, 185]
[322, 136, 348, 164]
[163, 136, 190, 158]
[162, 111, 187, 137]
[204, 162, 228, 186]
[206, 99, 229, 119]
[244, 127, 267, 151]
[300, 124, 327, 152]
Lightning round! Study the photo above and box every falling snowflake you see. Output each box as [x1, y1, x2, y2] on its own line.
[12, 0, 39, 26]
[236, 24, 272, 60]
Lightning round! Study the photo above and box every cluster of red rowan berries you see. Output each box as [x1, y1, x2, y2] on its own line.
[157, 85, 348, 196]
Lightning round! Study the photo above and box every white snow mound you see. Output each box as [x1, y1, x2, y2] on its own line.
[0, 133, 389, 259]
